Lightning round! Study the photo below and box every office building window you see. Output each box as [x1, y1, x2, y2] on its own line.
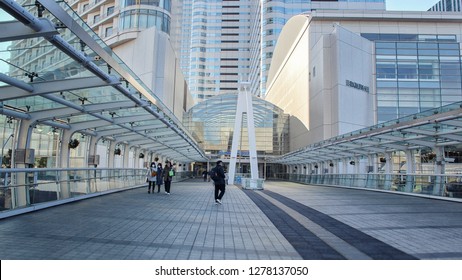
[368, 34, 462, 122]
[105, 26, 113, 37]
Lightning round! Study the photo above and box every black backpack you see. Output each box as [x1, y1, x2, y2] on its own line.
[209, 167, 219, 182]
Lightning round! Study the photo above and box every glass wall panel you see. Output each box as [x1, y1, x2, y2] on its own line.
[119, 9, 171, 34]
[370, 33, 462, 122]
[0, 116, 17, 169]
[29, 125, 61, 168]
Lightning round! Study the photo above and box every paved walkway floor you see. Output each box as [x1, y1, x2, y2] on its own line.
[0, 179, 461, 260]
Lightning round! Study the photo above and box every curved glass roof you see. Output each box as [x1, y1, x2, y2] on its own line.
[184, 93, 290, 159]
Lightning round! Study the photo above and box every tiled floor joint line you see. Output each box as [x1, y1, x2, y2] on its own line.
[255, 191, 372, 260]
[262, 189, 418, 260]
[243, 189, 345, 260]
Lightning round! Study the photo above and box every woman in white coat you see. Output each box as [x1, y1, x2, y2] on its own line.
[146, 162, 158, 193]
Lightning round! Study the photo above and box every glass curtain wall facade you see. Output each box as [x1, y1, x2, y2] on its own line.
[119, 0, 172, 34]
[173, 0, 252, 102]
[429, 0, 462, 11]
[173, 1, 386, 102]
[183, 93, 289, 160]
[256, 0, 386, 97]
[66, 0, 172, 40]
[6, 0, 173, 82]
[171, 0, 193, 78]
[257, 0, 308, 97]
[363, 34, 462, 122]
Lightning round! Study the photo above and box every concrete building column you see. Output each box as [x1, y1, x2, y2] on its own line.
[108, 141, 116, 168]
[341, 159, 348, 174]
[60, 129, 73, 168]
[405, 150, 415, 192]
[133, 147, 140, 168]
[122, 144, 130, 168]
[384, 152, 393, 190]
[138, 149, 146, 168]
[354, 157, 361, 174]
[367, 155, 376, 173]
[320, 162, 327, 174]
[433, 147, 445, 196]
[337, 160, 341, 174]
[88, 135, 98, 167]
[11, 119, 32, 208]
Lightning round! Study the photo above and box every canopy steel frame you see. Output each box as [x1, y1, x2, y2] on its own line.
[0, 0, 207, 162]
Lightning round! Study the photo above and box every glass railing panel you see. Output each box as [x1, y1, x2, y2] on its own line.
[0, 186, 13, 211]
[0, 168, 148, 215]
[278, 173, 462, 200]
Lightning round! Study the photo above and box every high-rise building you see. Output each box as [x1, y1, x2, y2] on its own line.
[429, 0, 462, 11]
[255, 0, 386, 98]
[171, 0, 253, 102]
[10, 1, 385, 104]
[172, 1, 386, 102]
[265, 11, 462, 150]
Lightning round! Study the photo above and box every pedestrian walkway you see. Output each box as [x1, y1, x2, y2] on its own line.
[0, 179, 461, 260]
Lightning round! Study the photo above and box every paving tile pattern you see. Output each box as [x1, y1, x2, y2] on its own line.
[244, 189, 345, 259]
[263, 181, 462, 260]
[0, 181, 300, 260]
[1, 179, 462, 260]
[259, 190, 416, 259]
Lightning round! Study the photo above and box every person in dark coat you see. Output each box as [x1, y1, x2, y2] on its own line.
[202, 170, 208, 181]
[155, 162, 163, 193]
[212, 160, 226, 205]
[163, 161, 174, 195]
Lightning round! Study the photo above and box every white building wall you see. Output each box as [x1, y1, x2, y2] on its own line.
[267, 12, 462, 153]
[332, 25, 375, 135]
[265, 20, 310, 151]
[267, 19, 375, 150]
[111, 27, 193, 120]
[307, 25, 374, 145]
[308, 31, 328, 145]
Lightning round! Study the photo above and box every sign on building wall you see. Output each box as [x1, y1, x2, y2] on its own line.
[346, 80, 370, 93]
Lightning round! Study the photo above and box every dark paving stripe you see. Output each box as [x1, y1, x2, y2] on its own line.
[243, 189, 345, 260]
[263, 190, 417, 260]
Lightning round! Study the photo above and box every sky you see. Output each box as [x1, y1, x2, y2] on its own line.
[386, 0, 440, 11]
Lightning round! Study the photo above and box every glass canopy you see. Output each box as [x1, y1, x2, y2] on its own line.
[0, 0, 207, 164]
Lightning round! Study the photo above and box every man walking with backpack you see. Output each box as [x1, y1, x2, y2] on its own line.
[211, 160, 226, 205]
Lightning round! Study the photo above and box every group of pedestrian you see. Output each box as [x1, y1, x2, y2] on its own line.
[147, 159, 227, 205]
[146, 161, 174, 195]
